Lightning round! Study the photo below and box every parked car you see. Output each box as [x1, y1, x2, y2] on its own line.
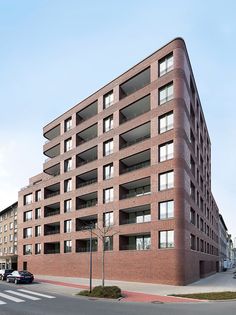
[6, 271, 34, 284]
[0, 269, 14, 280]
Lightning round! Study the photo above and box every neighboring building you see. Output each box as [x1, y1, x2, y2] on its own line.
[18, 38, 220, 285]
[219, 214, 228, 271]
[0, 202, 18, 270]
[226, 233, 234, 268]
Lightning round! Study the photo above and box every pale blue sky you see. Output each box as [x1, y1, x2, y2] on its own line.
[0, 0, 235, 238]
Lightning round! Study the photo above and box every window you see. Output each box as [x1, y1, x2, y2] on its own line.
[104, 163, 114, 180]
[159, 230, 174, 248]
[159, 83, 173, 105]
[64, 240, 72, 253]
[135, 211, 151, 223]
[35, 225, 41, 237]
[24, 193, 32, 205]
[159, 112, 173, 134]
[64, 220, 72, 233]
[64, 199, 72, 213]
[4, 236, 7, 243]
[104, 236, 113, 251]
[35, 190, 41, 202]
[104, 188, 114, 203]
[35, 243, 41, 255]
[35, 208, 41, 219]
[136, 235, 151, 250]
[104, 115, 113, 132]
[104, 91, 114, 109]
[65, 117, 72, 132]
[159, 141, 174, 162]
[0, 237, 2, 244]
[104, 139, 114, 156]
[159, 200, 174, 219]
[159, 53, 173, 77]
[4, 224, 7, 232]
[159, 171, 174, 191]
[23, 227, 32, 239]
[9, 222, 13, 230]
[64, 179, 72, 192]
[103, 212, 114, 227]
[190, 208, 195, 225]
[190, 182, 195, 200]
[190, 234, 196, 250]
[0, 226, 2, 234]
[4, 247, 7, 254]
[9, 247, 13, 254]
[23, 244, 32, 255]
[9, 234, 13, 242]
[64, 158, 72, 172]
[64, 138, 72, 152]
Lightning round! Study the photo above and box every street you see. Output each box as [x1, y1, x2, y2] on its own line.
[0, 281, 235, 315]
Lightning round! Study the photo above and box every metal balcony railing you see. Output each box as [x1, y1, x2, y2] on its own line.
[121, 160, 150, 174]
[77, 178, 97, 188]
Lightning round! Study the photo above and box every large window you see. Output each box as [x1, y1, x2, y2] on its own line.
[64, 240, 72, 253]
[24, 210, 32, 222]
[64, 199, 72, 213]
[104, 91, 114, 109]
[159, 53, 173, 77]
[64, 220, 72, 233]
[35, 190, 41, 202]
[64, 138, 72, 152]
[103, 212, 114, 227]
[190, 208, 195, 225]
[159, 230, 174, 248]
[104, 188, 114, 203]
[104, 236, 113, 251]
[23, 244, 32, 255]
[24, 193, 32, 205]
[159, 200, 174, 219]
[104, 163, 114, 180]
[64, 117, 72, 132]
[104, 115, 113, 132]
[35, 243, 41, 255]
[159, 171, 174, 191]
[23, 227, 32, 239]
[159, 83, 174, 105]
[159, 112, 173, 134]
[190, 234, 196, 250]
[35, 225, 41, 237]
[35, 208, 41, 219]
[159, 141, 174, 162]
[136, 235, 151, 250]
[64, 158, 72, 172]
[64, 179, 72, 193]
[104, 139, 114, 156]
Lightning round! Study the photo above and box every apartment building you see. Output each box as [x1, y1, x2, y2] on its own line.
[0, 202, 18, 270]
[18, 38, 220, 285]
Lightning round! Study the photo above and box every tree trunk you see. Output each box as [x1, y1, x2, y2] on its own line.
[102, 237, 105, 287]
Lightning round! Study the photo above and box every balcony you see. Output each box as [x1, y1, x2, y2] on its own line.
[44, 242, 60, 254]
[120, 204, 151, 225]
[76, 124, 97, 146]
[76, 146, 97, 167]
[76, 169, 97, 189]
[119, 68, 150, 99]
[119, 234, 151, 251]
[76, 239, 98, 252]
[76, 192, 97, 210]
[120, 177, 151, 200]
[44, 124, 60, 142]
[119, 122, 150, 149]
[44, 143, 60, 162]
[120, 150, 150, 174]
[120, 95, 150, 124]
[44, 163, 60, 177]
[44, 222, 60, 236]
[44, 203, 60, 217]
[44, 183, 60, 199]
[76, 101, 98, 124]
[76, 215, 98, 231]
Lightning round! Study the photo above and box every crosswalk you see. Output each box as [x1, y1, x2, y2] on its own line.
[0, 289, 56, 306]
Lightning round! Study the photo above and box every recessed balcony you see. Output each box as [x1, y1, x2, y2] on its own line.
[76, 192, 97, 210]
[76, 239, 98, 252]
[44, 143, 60, 161]
[44, 183, 60, 199]
[44, 222, 60, 236]
[44, 124, 60, 142]
[119, 233, 151, 251]
[120, 95, 150, 124]
[119, 68, 150, 99]
[119, 150, 150, 174]
[119, 204, 151, 225]
[44, 203, 60, 217]
[76, 169, 97, 189]
[76, 124, 97, 146]
[44, 242, 60, 254]
[120, 177, 151, 200]
[76, 101, 98, 124]
[76, 215, 98, 231]
[44, 163, 60, 177]
[119, 122, 150, 149]
[76, 146, 98, 167]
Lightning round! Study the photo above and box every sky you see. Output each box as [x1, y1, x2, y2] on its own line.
[0, 0, 236, 239]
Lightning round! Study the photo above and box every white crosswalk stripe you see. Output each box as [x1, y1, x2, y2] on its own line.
[17, 289, 56, 299]
[4, 290, 41, 301]
[0, 292, 24, 303]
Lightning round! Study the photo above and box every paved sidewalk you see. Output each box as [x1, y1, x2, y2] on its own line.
[35, 268, 236, 303]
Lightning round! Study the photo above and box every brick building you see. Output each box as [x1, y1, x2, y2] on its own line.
[18, 38, 219, 285]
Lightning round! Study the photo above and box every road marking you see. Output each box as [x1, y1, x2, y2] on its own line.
[0, 292, 24, 303]
[5, 290, 40, 301]
[18, 289, 56, 299]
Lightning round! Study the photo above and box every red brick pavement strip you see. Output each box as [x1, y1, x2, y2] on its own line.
[35, 278, 205, 303]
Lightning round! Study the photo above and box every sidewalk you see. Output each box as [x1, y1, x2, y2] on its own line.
[35, 269, 236, 303]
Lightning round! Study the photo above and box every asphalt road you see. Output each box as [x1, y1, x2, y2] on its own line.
[0, 281, 236, 315]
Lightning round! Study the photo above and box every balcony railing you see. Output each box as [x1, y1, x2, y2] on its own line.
[77, 178, 97, 188]
[120, 186, 151, 200]
[120, 245, 150, 251]
[44, 209, 60, 217]
[44, 229, 60, 236]
[77, 200, 97, 209]
[44, 249, 60, 254]
[120, 134, 150, 149]
[76, 223, 98, 231]
[45, 191, 60, 199]
[121, 160, 150, 174]
[77, 156, 97, 167]
[120, 218, 151, 225]
[77, 247, 97, 252]
[120, 108, 150, 124]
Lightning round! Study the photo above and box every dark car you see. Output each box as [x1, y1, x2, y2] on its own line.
[0, 269, 14, 281]
[6, 271, 34, 284]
